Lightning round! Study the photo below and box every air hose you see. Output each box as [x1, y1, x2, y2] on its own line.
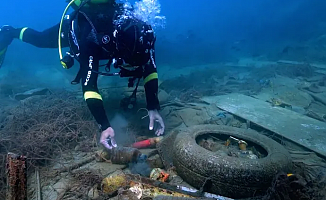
[58, 0, 91, 68]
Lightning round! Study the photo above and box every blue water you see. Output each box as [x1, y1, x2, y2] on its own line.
[1, 0, 326, 72]
[1, 1, 326, 199]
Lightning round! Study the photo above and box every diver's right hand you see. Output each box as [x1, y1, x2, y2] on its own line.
[0, 25, 16, 50]
[100, 127, 117, 149]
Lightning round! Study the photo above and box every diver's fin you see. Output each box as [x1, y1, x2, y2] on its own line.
[0, 25, 15, 68]
[0, 47, 7, 69]
[0, 26, 14, 49]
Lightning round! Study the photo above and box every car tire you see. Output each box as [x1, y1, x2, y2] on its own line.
[172, 125, 292, 199]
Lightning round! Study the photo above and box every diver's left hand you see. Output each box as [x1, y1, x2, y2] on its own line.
[148, 109, 165, 136]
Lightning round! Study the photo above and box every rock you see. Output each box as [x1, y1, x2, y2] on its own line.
[146, 154, 164, 169]
[41, 188, 58, 200]
[81, 161, 126, 177]
[290, 106, 306, 115]
[308, 102, 326, 115]
[53, 178, 69, 194]
[219, 113, 234, 125]
[88, 185, 100, 199]
[74, 145, 80, 151]
[308, 92, 326, 106]
[160, 103, 212, 131]
[121, 86, 145, 98]
[118, 189, 140, 200]
[20, 95, 47, 105]
[158, 89, 169, 103]
[297, 81, 311, 88]
[256, 85, 313, 109]
[14, 88, 51, 100]
[107, 170, 125, 178]
[160, 108, 184, 131]
[225, 80, 241, 85]
[305, 110, 326, 122]
[177, 108, 210, 127]
[304, 83, 324, 93]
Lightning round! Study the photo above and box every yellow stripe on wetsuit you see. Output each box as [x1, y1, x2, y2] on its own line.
[19, 27, 28, 41]
[84, 91, 102, 100]
[144, 72, 158, 85]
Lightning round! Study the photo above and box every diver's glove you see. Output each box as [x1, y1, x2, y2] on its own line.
[148, 109, 165, 136]
[100, 127, 118, 149]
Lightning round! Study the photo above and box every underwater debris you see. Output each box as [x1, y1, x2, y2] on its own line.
[54, 169, 104, 200]
[263, 172, 325, 200]
[275, 62, 315, 78]
[0, 90, 98, 199]
[172, 125, 291, 198]
[132, 136, 163, 149]
[6, 152, 27, 200]
[268, 97, 292, 108]
[200, 135, 259, 159]
[149, 168, 169, 182]
[102, 173, 229, 199]
[95, 147, 142, 164]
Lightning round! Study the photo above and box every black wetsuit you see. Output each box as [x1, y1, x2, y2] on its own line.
[12, 3, 160, 131]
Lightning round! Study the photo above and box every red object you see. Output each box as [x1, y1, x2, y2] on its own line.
[132, 139, 152, 149]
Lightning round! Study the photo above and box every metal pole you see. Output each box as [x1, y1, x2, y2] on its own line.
[6, 152, 27, 200]
[36, 169, 42, 200]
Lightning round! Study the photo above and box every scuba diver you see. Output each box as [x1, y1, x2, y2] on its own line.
[0, 0, 165, 149]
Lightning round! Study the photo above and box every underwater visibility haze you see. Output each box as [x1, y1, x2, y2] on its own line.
[0, 0, 326, 199]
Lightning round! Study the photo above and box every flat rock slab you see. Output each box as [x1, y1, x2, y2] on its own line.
[14, 88, 50, 100]
[202, 93, 326, 157]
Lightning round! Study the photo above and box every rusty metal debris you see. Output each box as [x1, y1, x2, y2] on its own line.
[6, 152, 27, 200]
[268, 97, 292, 108]
[132, 136, 164, 149]
[35, 169, 42, 200]
[150, 168, 170, 182]
[238, 140, 248, 151]
[225, 136, 259, 159]
[225, 136, 248, 150]
[95, 147, 141, 164]
[101, 172, 233, 200]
